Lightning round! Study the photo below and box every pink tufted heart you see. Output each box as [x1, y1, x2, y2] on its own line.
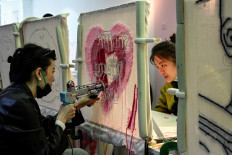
[85, 23, 133, 114]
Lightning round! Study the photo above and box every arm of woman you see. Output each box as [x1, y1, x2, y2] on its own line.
[2, 96, 69, 155]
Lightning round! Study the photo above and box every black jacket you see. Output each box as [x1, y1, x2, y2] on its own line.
[0, 83, 84, 155]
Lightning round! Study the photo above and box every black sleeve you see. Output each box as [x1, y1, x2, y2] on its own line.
[41, 114, 69, 154]
[46, 125, 69, 155]
[66, 109, 85, 129]
[41, 115, 56, 137]
[1, 97, 69, 155]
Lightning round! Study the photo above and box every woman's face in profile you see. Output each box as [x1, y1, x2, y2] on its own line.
[41, 60, 55, 88]
[154, 56, 177, 83]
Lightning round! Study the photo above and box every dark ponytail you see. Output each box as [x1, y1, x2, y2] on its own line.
[169, 33, 176, 44]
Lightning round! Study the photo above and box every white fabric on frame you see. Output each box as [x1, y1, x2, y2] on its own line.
[184, 0, 232, 154]
[78, 2, 140, 142]
[0, 23, 20, 89]
[20, 14, 72, 113]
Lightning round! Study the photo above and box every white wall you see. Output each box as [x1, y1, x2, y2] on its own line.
[0, 0, 23, 25]
[31, 0, 154, 45]
[22, 0, 32, 19]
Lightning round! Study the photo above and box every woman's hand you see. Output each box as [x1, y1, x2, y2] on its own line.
[57, 104, 76, 123]
[75, 95, 100, 110]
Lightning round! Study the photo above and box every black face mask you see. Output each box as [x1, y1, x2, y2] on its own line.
[36, 71, 52, 98]
[37, 84, 52, 98]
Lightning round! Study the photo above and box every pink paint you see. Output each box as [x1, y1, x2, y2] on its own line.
[85, 23, 133, 114]
[126, 84, 138, 154]
[81, 131, 97, 155]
